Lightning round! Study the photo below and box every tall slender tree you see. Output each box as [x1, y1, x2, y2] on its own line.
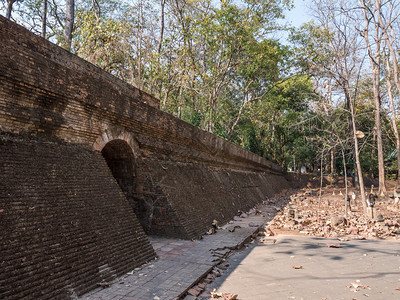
[42, 0, 48, 38]
[358, 0, 387, 195]
[63, 0, 74, 50]
[377, 0, 400, 185]
[293, 0, 368, 211]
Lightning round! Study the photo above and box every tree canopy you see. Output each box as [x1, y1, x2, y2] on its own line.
[2, 0, 400, 193]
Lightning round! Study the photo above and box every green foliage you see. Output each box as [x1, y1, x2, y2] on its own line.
[74, 11, 130, 73]
[8, 0, 400, 178]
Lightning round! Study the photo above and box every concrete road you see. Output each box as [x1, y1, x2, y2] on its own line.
[208, 235, 400, 300]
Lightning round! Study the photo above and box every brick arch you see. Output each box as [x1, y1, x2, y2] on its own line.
[92, 126, 140, 156]
[95, 128, 152, 233]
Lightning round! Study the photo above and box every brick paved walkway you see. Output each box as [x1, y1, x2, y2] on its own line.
[81, 203, 280, 300]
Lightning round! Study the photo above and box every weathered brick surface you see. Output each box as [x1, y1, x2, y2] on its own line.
[139, 160, 286, 239]
[0, 137, 156, 299]
[0, 16, 292, 298]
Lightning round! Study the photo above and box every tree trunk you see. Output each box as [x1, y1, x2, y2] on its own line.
[385, 58, 400, 185]
[375, 0, 386, 195]
[208, 93, 214, 133]
[342, 147, 349, 217]
[345, 85, 367, 213]
[359, 0, 386, 195]
[379, 14, 400, 185]
[318, 150, 324, 217]
[42, 0, 48, 38]
[63, 0, 75, 51]
[371, 130, 376, 178]
[162, 90, 169, 110]
[158, 0, 165, 54]
[178, 86, 183, 119]
[136, 0, 144, 90]
[91, 0, 101, 20]
[373, 71, 386, 195]
[6, 0, 16, 19]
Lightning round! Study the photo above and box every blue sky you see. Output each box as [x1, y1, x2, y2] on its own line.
[276, 0, 313, 43]
[285, 0, 313, 28]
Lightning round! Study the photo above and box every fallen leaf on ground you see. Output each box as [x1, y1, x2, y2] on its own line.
[259, 238, 276, 244]
[210, 289, 223, 298]
[223, 293, 238, 300]
[349, 282, 371, 290]
[264, 228, 275, 236]
[292, 265, 303, 269]
[327, 243, 341, 248]
[97, 282, 111, 288]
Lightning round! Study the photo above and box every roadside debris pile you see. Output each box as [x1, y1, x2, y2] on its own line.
[264, 187, 400, 240]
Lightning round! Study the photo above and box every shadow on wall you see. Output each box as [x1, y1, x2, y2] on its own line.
[0, 137, 156, 299]
[101, 139, 153, 233]
[136, 159, 292, 239]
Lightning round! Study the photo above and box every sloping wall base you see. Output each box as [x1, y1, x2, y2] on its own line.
[139, 159, 290, 239]
[0, 137, 156, 299]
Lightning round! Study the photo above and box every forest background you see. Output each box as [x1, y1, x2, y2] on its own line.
[2, 0, 400, 197]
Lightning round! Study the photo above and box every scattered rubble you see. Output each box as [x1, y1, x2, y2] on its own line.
[192, 182, 399, 299]
[187, 287, 202, 297]
[262, 185, 400, 241]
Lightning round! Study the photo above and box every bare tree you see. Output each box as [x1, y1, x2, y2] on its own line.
[377, 0, 400, 185]
[308, 0, 368, 212]
[358, 0, 387, 195]
[384, 52, 400, 185]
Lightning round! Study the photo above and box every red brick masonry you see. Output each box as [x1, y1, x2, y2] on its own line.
[0, 16, 290, 298]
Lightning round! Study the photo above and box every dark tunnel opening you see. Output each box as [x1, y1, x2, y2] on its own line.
[101, 139, 150, 233]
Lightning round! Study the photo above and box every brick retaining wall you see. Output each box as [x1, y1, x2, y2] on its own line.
[0, 16, 291, 298]
[0, 137, 156, 299]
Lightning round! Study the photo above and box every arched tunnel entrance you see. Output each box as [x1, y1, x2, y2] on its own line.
[101, 139, 151, 233]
